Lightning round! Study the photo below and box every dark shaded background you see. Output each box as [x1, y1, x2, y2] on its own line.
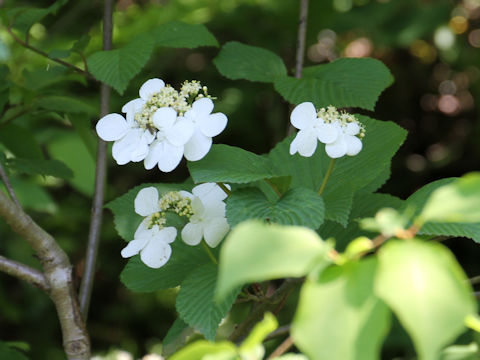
[0, 0, 479, 358]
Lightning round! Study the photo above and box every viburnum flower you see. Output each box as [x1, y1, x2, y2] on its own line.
[180, 183, 230, 248]
[181, 98, 228, 161]
[120, 187, 176, 268]
[289, 102, 365, 159]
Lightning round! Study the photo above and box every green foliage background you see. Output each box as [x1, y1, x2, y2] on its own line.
[1, 0, 480, 358]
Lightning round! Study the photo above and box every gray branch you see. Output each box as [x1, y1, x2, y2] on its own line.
[0, 254, 49, 292]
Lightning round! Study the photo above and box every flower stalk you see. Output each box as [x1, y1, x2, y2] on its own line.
[318, 158, 336, 196]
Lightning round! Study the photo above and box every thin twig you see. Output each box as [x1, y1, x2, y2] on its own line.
[268, 336, 294, 359]
[6, 24, 91, 78]
[265, 324, 291, 341]
[229, 278, 302, 343]
[0, 254, 49, 292]
[469, 276, 480, 286]
[0, 161, 21, 208]
[287, 0, 310, 136]
[78, 0, 113, 320]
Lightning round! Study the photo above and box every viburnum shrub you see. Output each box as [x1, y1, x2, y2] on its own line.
[1, 1, 480, 360]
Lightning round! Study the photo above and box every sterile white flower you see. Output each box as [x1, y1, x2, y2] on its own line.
[96, 113, 155, 165]
[143, 107, 194, 172]
[181, 98, 228, 161]
[289, 102, 365, 159]
[120, 187, 177, 268]
[325, 121, 363, 159]
[180, 183, 230, 248]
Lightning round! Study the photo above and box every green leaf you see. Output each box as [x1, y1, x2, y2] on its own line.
[0, 124, 43, 160]
[169, 341, 237, 360]
[176, 264, 239, 341]
[404, 178, 480, 242]
[120, 240, 212, 292]
[35, 96, 96, 115]
[267, 116, 407, 226]
[68, 114, 97, 160]
[441, 343, 479, 360]
[273, 58, 393, 110]
[226, 187, 325, 229]
[214, 41, 287, 83]
[7, 158, 73, 179]
[8, 0, 68, 32]
[47, 132, 95, 196]
[188, 145, 276, 184]
[240, 313, 278, 352]
[162, 318, 194, 357]
[152, 21, 218, 48]
[2, 177, 57, 214]
[375, 240, 476, 360]
[359, 207, 410, 237]
[292, 258, 391, 360]
[87, 33, 155, 94]
[216, 220, 328, 300]
[0, 341, 28, 360]
[420, 173, 480, 224]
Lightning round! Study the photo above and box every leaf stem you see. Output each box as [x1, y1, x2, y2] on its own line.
[0, 161, 21, 208]
[202, 241, 218, 265]
[268, 335, 294, 359]
[217, 182, 231, 196]
[318, 158, 336, 196]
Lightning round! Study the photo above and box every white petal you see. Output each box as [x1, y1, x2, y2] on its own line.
[345, 135, 363, 156]
[290, 102, 317, 130]
[199, 113, 228, 137]
[179, 190, 194, 200]
[96, 114, 129, 141]
[134, 217, 152, 238]
[166, 118, 194, 146]
[157, 142, 184, 172]
[191, 98, 214, 117]
[111, 129, 144, 165]
[160, 227, 178, 244]
[184, 131, 212, 161]
[289, 135, 299, 155]
[130, 130, 154, 162]
[181, 222, 203, 246]
[293, 129, 318, 157]
[345, 122, 360, 136]
[121, 238, 148, 258]
[316, 122, 340, 144]
[203, 217, 229, 248]
[144, 139, 162, 170]
[203, 199, 226, 218]
[140, 238, 172, 268]
[134, 187, 159, 216]
[325, 136, 348, 158]
[139, 78, 165, 101]
[152, 107, 177, 131]
[122, 98, 145, 125]
[192, 183, 229, 202]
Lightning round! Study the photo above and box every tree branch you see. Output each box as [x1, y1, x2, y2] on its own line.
[6, 24, 92, 78]
[0, 192, 90, 359]
[268, 335, 294, 359]
[78, 0, 113, 320]
[0, 254, 49, 292]
[229, 278, 302, 343]
[0, 161, 21, 208]
[287, 0, 310, 136]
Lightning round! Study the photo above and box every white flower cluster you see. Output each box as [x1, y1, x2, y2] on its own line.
[121, 183, 230, 268]
[96, 78, 228, 172]
[289, 102, 365, 159]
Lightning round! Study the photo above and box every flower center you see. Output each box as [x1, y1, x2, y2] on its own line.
[147, 212, 167, 229]
[317, 105, 366, 138]
[159, 191, 194, 218]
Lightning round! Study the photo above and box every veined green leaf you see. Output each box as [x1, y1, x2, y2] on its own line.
[7, 158, 73, 179]
[152, 21, 218, 48]
[274, 58, 393, 110]
[214, 41, 287, 83]
[0, 124, 43, 160]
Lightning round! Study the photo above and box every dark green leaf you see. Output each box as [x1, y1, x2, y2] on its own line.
[214, 41, 287, 82]
[226, 187, 325, 229]
[177, 264, 239, 340]
[162, 318, 194, 357]
[8, 0, 68, 32]
[35, 96, 95, 115]
[152, 21, 218, 48]
[7, 158, 73, 179]
[0, 124, 43, 160]
[274, 58, 393, 110]
[188, 144, 277, 184]
[87, 33, 155, 94]
[0, 341, 28, 360]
